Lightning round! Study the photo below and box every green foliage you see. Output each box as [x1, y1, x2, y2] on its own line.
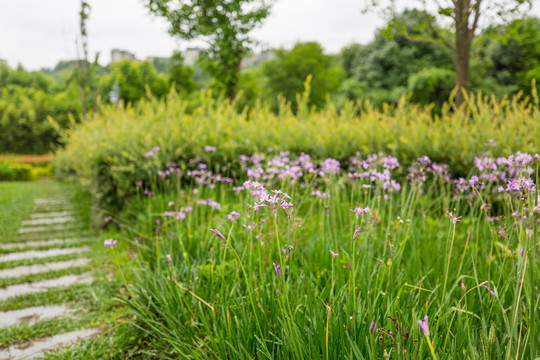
[262, 42, 344, 110]
[56, 90, 540, 211]
[0, 63, 80, 154]
[484, 17, 540, 94]
[112, 157, 539, 358]
[408, 67, 455, 110]
[338, 10, 453, 105]
[99, 60, 169, 103]
[168, 51, 196, 94]
[0, 161, 52, 181]
[145, 0, 271, 98]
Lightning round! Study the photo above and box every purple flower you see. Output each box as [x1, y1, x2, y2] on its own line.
[104, 216, 112, 223]
[253, 202, 268, 213]
[143, 151, 154, 157]
[353, 226, 361, 240]
[205, 145, 216, 152]
[152, 146, 161, 152]
[350, 206, 370, 216]
[461, 283, 466, 292]
[521, 247, 525, 256]
[134, 237, 141, 243]
[311, 190, 329, 198]
[227, 211, 240, 222]
[273, 262, 281, 278]
[243, 222, 257, 231]
[479, 281, 495, 296]
[369, 322, 376, 334]
[321, 158, 341, 175]
[166, 254, 172, 265]
[329, 250, 339, 257]
[168, 201, 175, 207]
[104, 239, 118, 248]
[448, 212, 462, 224]
[418, 315, 430, 336]
[210, 229, 225, 240]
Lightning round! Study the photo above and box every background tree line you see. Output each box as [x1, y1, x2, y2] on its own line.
[1, 9, 540, 154]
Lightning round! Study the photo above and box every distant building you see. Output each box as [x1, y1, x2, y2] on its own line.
[184, 47, 205, 66]
[241, 50, 275, 68]
[111, 49, 136, 62]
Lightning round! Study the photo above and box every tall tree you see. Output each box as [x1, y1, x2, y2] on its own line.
[366, 0, 533, 107]
[145, 0, 271, 99]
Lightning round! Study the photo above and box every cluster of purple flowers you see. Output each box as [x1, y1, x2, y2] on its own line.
[348, 153, 401, 192]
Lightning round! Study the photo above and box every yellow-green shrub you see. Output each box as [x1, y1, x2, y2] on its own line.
[55, 90, 540, 210]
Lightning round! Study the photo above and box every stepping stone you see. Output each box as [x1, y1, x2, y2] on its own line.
[0, 305, 70, 328]
[18, 224, 76, 234]
[0, 237, 90, 250]
[0, 273, 94, 300]
[0, 246, 90, 263]
[34, 198, 70, 205]
[17, 231, 92, 241]
[30, 211, 74, 219]
[0, 327, 100, 359]
[0, 258, 91, 279]
[21, 216, 75, 226]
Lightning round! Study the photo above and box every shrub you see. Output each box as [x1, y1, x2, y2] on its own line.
[0, 161, 52, 181]
[408, 67, 456, 111]
[56, 90, 540, 211]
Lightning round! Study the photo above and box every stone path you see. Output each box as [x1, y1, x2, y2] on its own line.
[0, 195, 100, 359]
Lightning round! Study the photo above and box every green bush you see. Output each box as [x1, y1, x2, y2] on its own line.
[408, 67, 456, 110]
[56, 90, 540, 211]
[0, 161, 52, 181]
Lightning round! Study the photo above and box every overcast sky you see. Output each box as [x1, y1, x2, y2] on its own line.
[0, 0, 539, 70]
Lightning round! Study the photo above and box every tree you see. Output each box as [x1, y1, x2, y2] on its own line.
[484, 17, 540, 93]
[367, 0, 533, 107]
[99, 60, 168, 103]
[168, 51, 196, 94]
[262, 42, 344, 110]
[145, 0, 271, 99]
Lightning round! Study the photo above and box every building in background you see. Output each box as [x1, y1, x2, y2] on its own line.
[111, 49, 136, 62]
[184, 47, 205, 66]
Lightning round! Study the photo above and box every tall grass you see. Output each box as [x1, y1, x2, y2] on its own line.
[102, 151, 539, 359]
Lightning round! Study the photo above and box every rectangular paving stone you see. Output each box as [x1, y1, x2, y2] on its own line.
[0, 246, 90, 263]
[0, 327, 100, 359]
[0, 258, 91, 278]
[0, 305, 71, 328]
[30, 211, 74, 219]
[17, 224, 77, 234]
[0, 273, 94, 300]
[21, 216, 76, 226]
[0, 237, 91, 250]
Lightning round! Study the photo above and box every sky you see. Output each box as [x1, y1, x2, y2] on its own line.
[0, 0, 539, 70]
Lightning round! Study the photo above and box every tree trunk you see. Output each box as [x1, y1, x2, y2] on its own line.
[454, 0, 472, 108]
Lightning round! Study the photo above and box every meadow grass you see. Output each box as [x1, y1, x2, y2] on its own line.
[103, 151, 540, 359]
